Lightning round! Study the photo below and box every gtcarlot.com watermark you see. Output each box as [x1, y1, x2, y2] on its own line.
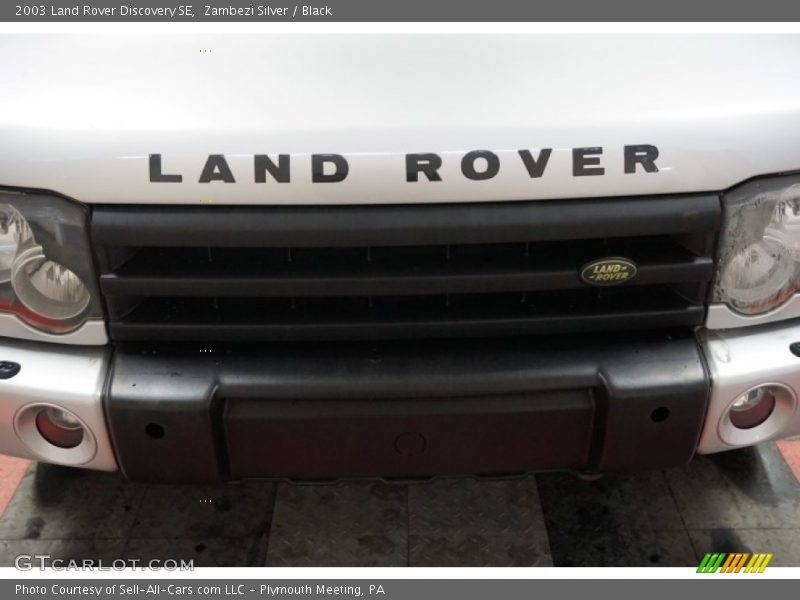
[14, 554, 194, 571]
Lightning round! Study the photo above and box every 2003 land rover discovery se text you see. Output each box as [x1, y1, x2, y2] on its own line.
[0, 35, 799, 483]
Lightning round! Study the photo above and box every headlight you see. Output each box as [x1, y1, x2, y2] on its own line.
[0, 205, 33, 283]
[0, 191, 101, 333]
[714, 175, 800, 315]
[11, 246, 91, 321]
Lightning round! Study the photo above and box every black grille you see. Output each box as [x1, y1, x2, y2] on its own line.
[90, 195, 720, 342]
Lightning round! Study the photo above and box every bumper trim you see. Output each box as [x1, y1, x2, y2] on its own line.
[706, 298, 800, 331]
[106, 335, 709, 483]
[0, 314, 107, 346]
[0, 338, 116, 471]
[698, 321, 800, 454]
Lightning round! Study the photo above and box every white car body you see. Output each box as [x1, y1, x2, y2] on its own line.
[0, 34, 799, 478]
[1, 35, 800, 205]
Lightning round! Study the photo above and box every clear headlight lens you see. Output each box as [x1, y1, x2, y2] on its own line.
[714, 176, 800, 315]
[11, 246, 91, 321]
[0, 205, 33, 283]
[0, 192, 101, 333]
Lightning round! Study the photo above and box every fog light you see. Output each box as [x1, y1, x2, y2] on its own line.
[729, 387, 777, 429]
[35, 406, 84, 449]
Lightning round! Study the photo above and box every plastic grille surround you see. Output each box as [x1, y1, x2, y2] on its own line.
[90, 195, 721, 342]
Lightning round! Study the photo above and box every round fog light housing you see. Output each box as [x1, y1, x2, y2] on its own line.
[35, 406, 84, 449]
[14, 403, 97, 465]
[729, 387, 777, 429]
[719, 383, 796, 447]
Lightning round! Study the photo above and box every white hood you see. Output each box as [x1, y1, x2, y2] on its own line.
[1, 34, 800, 205]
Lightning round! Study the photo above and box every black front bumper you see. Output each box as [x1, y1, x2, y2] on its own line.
[104, 334, 709, 483]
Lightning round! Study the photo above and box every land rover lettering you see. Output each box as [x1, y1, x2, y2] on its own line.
[148, 146, 661, 184]
[198, 154, 236, 183]
[461, 150, 501, 181]
[311, 154, 349, 183]
[518, 149, 553, 178]
[406, 153, 443, 182]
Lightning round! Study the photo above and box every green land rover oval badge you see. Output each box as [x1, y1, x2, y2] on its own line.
[580, 257, 638, 286]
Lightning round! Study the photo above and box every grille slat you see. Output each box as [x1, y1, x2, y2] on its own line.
[91, 195, 720, 247]
[99, 253, 713, 297]
[90, 195, 720, 342]
[107, 288, 705, 342]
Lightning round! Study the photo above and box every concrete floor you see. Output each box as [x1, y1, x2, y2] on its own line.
[0, 442, 798, 567]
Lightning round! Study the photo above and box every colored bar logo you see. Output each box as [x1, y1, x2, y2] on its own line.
[697, 552, 773, 573]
